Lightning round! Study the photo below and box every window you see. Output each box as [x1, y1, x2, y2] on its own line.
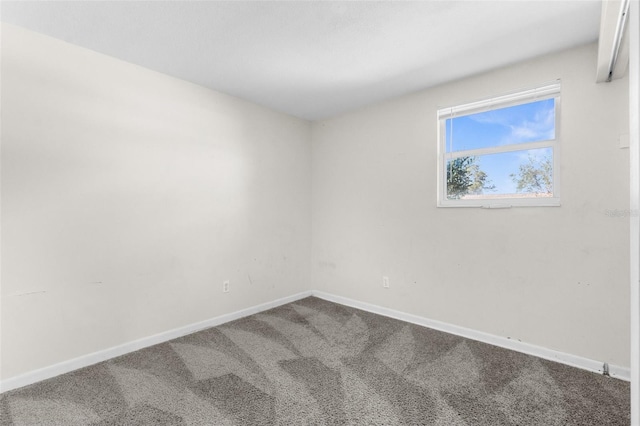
[437, 81, 561, 207]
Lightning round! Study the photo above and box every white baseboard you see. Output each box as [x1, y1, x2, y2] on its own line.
[0, 291, 313, 393]
[1, 288, 629, 393]
[312, 290, 631, 382]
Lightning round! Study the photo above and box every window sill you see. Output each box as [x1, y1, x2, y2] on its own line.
[437, 197, 561, 208]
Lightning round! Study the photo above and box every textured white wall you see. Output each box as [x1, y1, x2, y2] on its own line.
[0, 24, 311, 380]
[311, 43, 631, 367]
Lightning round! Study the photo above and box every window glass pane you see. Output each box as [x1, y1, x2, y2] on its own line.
[445, 99, 555, 153]
[446, 147, 553, 200]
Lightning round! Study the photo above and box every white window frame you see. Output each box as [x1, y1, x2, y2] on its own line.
[437, 81, 562, 208]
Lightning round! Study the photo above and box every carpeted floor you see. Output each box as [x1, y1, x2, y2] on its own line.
[0, 296, 630, 425]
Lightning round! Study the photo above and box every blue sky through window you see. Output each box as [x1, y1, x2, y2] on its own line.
[445, 98, 555, 153]
[445, 99, 555, 196]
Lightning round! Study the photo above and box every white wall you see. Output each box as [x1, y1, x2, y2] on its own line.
[0, 24, 311, 380]
[312, 43, 631, 367]
[0, 23, 632, 384]
[629, 0, 640, 420]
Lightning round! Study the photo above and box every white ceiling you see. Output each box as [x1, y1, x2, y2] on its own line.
[1, 1, 602, 120]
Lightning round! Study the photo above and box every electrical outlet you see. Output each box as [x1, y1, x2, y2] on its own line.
[223, 280, 230, 293]
[382, 276, 390, 288]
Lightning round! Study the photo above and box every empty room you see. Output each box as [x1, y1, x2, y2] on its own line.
[1, 0, 639, 425]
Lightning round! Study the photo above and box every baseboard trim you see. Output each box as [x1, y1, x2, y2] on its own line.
[0, 291, 313, 393]
[311, 290, 631, 382]
[1, 288, 629, 392]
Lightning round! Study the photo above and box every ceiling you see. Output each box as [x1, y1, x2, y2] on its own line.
[1, 1, 602, 121]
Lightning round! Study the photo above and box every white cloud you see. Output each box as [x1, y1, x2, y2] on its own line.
[503, 104, 555, 144]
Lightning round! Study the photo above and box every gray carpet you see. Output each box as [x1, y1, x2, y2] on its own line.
[0, 296, 630, 425]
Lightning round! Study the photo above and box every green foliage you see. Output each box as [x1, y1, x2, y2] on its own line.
[446, 156, 495, 199]
[510, 153, 553, 194]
